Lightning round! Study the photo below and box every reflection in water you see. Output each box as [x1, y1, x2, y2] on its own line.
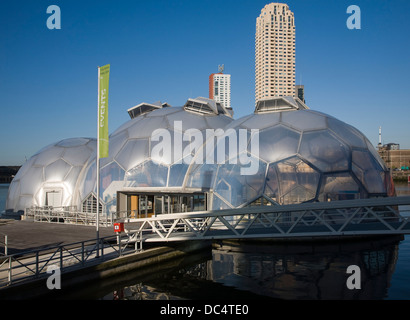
[103, 235, 402, 300]
[207, 237, 400, 300]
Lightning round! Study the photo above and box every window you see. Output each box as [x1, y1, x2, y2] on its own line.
[193, 194, 206, 211]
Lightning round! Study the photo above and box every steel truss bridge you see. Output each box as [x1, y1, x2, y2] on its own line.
[121, 196, 410, 248]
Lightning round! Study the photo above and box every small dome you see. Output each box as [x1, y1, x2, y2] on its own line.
[6, 138, 96, 212]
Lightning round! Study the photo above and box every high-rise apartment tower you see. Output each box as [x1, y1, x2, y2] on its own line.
[209, 65, 231, 109]
[255, 3, 296, 103]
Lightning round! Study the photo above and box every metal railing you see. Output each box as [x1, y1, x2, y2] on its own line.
[122, 196, 410, 242]
[0, 233, 139, 288]
[0, 233, 7, 256]
[25, 206, 114, 226]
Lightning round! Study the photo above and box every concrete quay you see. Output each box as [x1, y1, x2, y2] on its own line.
[0, 219, 114, 255]
[0, 219, 211, 299]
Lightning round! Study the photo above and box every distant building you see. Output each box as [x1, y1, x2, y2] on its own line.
[295, 85, 305, 103]
[378, 144, 410, 170]
[388, 143, 400, 150]
[209, 65, 231, 110]
[255, 2, 296, 103]
[379, 143, 400, 151]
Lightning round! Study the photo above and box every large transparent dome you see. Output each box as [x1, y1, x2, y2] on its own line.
[186, 97, 395, 210]
[6, 138, 96, 212]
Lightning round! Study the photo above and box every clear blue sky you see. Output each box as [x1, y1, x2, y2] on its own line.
[1, 0, 410, 165]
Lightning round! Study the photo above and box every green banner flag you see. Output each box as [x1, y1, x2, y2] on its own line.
[98, 64, 110, 158]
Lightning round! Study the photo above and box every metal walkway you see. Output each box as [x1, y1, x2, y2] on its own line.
[121, 196, 410, 244]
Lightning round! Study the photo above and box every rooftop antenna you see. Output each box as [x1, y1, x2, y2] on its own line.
[379, 126, 382, 145]
[218, 64, 224, 73]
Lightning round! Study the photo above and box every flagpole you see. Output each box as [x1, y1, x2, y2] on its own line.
[96, 66, 100, 257]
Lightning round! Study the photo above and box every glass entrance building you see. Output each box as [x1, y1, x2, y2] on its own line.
[6, 97, 395, 218]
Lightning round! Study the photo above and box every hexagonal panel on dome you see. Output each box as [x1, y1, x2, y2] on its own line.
[150, 128, 196, 165]
[244, 157, 267, 199]
[223, 114, 254, 131]
[56, 138, 90, 147]
[111, 117, 142, 138]
[44, 159, 72, 181]
[295, 160, 321, 192]
[281, 109, 327, 131]
[100, 161, 125, 200]
[276, 160, 298, 197]
[114, 139, 149, 171]
[265, 156, 320, 205]
[214, 154, 267, 207]
[205, 115, 234, 130]
[327, 118, 367, 149]
[299, 130, 350, 172]
[19, 166, 44, 196]
[169, 159, 190, 187]
[240, 112, 281, 131]
[170, 166, 189, 188]
[352, 150, 386, 194]
[127, 116, 170, 139]
[100, 129, 129, 168]
[199, 127, 252, 165]
[33, 146, 65, 166]
[12, 156, 36, 180]
[79, 160, 97, 201]
[256, 125, 301, 163]
[125, 160, 168, 188]
[185, 163, 218, 189]
[166, 110, 210, 133]
[63, 144, 95, 167]
[365, 138, 388, 171]
[318, 173, 363, 201]
[282, 185, 316, 205]
[64, 166, 83, 190]
[265, 164, 280, 203]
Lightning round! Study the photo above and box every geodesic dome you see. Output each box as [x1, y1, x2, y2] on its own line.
[186, 97, 395, 210]
[6, 138, 96, 212]
[77, 98, 234, 214]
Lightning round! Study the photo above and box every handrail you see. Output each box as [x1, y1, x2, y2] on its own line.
[0, 233, 140, 288]
[0, 232, 7, 256]
[121, 196, 410, 242]
[25, 206, 114, 226]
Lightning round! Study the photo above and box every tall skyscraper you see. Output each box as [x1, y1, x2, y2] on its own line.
[209, 65, 231, 109]
[255, 3, 296, 103]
